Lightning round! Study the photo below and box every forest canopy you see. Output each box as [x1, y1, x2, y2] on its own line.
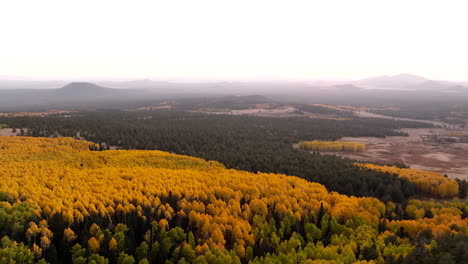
[0, 111, 435, 202]
[356, 164, 459, 198]
[0, 137, 466, 263]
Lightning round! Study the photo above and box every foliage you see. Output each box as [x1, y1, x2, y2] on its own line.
[0, 137, 466, 263]
[0, 111, 432, 202]
[455, 179, 467, 199]
[296, 104, 354, 117]
[0, 198, 37, 241]
[299, 140, 365, 152]
[357, 163, 459, 198]
[0, 236, 34, 264]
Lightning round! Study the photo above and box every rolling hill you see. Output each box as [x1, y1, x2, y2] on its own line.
[0, 137, 466, 263]
[354, 74, 468, 91]
[0, 82, 148, 110]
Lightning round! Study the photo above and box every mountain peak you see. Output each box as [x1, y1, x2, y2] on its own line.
[60, 82, 105, 91]
[54, 82, 122, 98]
[355, 74, 429, 89]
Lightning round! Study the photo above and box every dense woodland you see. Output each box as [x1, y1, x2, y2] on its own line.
[356, 164, 459, 198]
[0, 137, 467, 264]
[0, 110, 437, 202]
[294, 104, 354, 118]
[367, 103, 468, 126]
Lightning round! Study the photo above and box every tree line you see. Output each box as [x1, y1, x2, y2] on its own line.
[0, 110, 439, 202]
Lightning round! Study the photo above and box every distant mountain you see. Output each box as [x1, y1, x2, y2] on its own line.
[60, 82, 109, 91]
[53, 82, 133, 99]
[0, 82, 150, 110]
[354, 74, 429, 89]
[354, 74, 468, 91]
[0, 78, 467, 111]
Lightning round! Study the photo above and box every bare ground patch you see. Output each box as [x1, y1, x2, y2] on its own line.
[0, 128, 26, 137]
[321, 128, 468, 180]
[204, 107, 304, 118]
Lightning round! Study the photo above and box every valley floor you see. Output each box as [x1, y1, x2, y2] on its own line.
[328, 128, 468, 180]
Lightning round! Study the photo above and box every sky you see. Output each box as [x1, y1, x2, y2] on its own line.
[0, 0, 467, 81]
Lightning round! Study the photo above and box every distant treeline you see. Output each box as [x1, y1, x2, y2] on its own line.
[1, 110, 436, 202]
[299, 140, 366, 152]
[368, 103, 468, 125]
[294, 104, 354, 117]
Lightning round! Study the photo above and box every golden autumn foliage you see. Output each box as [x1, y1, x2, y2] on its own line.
[32, 243, 42, 258]
[26, 222, 40, 241]
[0, 137, 384, 247]
[255, 104, 270, 109]
[356, 163, 459, 198]
[88, 237, 100, 253]
[389, 199, 468, 238]
[299, 140, 366, 152]
[40, 236, 51, 250]
[0, 136, 466, 263]
[64, 228, 77, 243]
[89, 223, 102, 237]
[109, 237, 118, 251]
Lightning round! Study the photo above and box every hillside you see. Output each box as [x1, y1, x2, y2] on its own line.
[0, 137, 466, 263]
[354, 74, 468, 91]
[355, 74, 429, 89]
[0, 82, 146, 110]
[57, 82, 118, 94]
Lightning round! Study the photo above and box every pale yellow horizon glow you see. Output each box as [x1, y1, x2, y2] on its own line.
[0, 0, 467, 81]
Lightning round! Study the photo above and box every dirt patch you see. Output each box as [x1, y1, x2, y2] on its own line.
[422, 153, 454, 162]
[205, 107, 304, 118]
[322, 128, 468, 180]
[353, 111, 447, 126]
[0, 128, 23, 137]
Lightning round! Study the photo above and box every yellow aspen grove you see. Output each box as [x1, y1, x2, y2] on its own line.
[356, 163, 459, 198]
[88, 237, 100, 253]
[64, 228, 77, 243]
[109, 238, 118, 251]
[158, 219, 169, 231]
[32, 243, 42, 259]
[40, 236, 51, 250]
[89, 223, 102, 237]
[211, 228, 226, 245]
[0, 137, 387, 240]
[299, 140, 366, 152]
[26, 222, 41, 242]
[0, 137, 466, 263]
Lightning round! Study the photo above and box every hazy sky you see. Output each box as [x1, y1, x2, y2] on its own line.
[1, 0, 467, 81]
